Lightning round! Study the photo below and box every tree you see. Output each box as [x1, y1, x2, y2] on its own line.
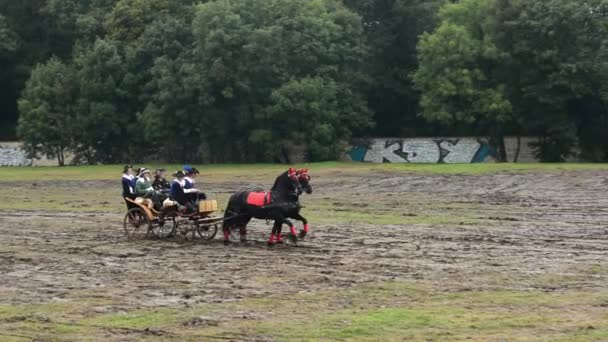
[17, 57, 78, 166]
[343, 0, 445, 136]
[139, 55, 205, 162]
[0, 0, 86, 140]
[0, 14, 18, 138]
[71, 39, 133, 163]
[414, 0, 608, 161]
[413, 0, 512, 160]
[0, 14, 17, 56]
[493, 0, 608, 161]
[254, 76, 371, 161]
[191, 0, 372, 162]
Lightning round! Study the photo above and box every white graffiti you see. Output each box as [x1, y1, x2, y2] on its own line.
[355, 138, 491, 164]
[439, 140, 482, 164]
[380, 143, 405, 163]
[402, 140, 440, 163]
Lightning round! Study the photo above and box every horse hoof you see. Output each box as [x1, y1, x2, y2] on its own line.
[299, 231, 307, 239]
[267, 241, 275, 246]
[223, 240, 231, 246]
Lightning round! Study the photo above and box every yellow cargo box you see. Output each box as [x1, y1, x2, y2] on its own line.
[199, 199, 218, 213]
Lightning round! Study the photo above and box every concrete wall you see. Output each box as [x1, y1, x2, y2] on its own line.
[0, 142, 32, 166]
[344, 137, 541, 163]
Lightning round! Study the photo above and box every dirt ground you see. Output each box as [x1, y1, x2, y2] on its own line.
[1, 166, 607, 340]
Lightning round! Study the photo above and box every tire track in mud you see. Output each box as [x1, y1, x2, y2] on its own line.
[0, 170, 607, 310]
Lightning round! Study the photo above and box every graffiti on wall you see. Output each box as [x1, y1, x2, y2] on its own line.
[0, 144, 32, 166]
[346, 138, 493, 163]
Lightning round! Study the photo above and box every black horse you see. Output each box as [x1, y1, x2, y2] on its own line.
[278, 168, 312, 237]
[222, 168, 313, 245]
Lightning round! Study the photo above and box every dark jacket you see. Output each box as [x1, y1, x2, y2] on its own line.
[122, 175, 136, 199]
[153, 176, 170, 191]
[170, 179, 188, 205]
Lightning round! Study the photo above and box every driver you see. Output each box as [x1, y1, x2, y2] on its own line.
[183, 165, 207, 204]
[170, 170, 194, 214]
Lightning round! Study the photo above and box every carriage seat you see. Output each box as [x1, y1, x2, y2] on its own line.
[246, 191, 272, 207]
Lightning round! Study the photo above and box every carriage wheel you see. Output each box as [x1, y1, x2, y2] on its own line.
[196, 223, 218, 241]
[151, 216, 176, 239]
[123, 207, 150, 239]
[174, 219, 195, 242]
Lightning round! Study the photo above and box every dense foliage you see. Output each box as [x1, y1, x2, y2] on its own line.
[3, 0, 608, 164]
[414, 0, 608, 161]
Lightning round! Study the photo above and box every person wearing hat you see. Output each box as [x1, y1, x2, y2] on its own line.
[152, 168, 170, 192]
[169, 170, 193, 213]
[121, 164, 136, 207]
[183, 165, 206, 204]
[135, 168, 165, 211]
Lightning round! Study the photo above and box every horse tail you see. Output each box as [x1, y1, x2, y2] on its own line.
[223, 193, 237, 232]
[222, 190, 248, 231]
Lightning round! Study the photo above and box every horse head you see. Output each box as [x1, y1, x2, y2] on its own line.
[271, 168, 304, 199]
[296, 168, 313, 194]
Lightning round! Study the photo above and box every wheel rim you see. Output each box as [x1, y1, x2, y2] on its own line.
[124, 208, 149, 239]
[196, 223, 218, 241]
[175, 219, 194, 241]
[151, 218, 175, 239]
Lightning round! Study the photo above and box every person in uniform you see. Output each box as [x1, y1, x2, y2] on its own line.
[170, 170, 193, 213]
[183, 165, 206, 204]
[121, 164, 136, 208]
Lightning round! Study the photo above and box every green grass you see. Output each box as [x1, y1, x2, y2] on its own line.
[79, 308, 184, 329]
[1, 162, 608, 181]
[0, 162, 350, 181]
[1, 281, 606, 341]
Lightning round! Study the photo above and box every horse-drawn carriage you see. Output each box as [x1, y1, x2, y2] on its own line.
[123, 198, 223, 241]
[122, 167, 313, 245]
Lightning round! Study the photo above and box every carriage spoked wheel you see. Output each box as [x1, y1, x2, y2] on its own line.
[174, 219, 195, 242]
[196, 222, 218, 241]
[123, 207, 151, 239]
[151, 216, 176, 239]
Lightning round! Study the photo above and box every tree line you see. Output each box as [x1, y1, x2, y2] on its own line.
[2, 0, 607, 165]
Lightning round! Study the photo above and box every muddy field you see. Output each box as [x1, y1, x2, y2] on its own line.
[1, 166, 607, 340]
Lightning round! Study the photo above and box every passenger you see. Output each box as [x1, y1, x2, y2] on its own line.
[152, 168, 170, 192]
[121, 164, 136, 208]
[135, 168, 165, 211]
[133, 167, 142, 184]
[183, 165, 207, 204]
[170, 171, 193, 214]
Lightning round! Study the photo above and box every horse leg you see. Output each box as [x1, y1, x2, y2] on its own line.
[276, 217, 297, 242]
[276, 225, 284, 244]
[240, 217, 251, 242]
[292, 213, 309, 238]
[268, 220, 281, 245]
[223, 209, 240, 245]
[285, 218, 296, 237]
[222, 213, 234, 245]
